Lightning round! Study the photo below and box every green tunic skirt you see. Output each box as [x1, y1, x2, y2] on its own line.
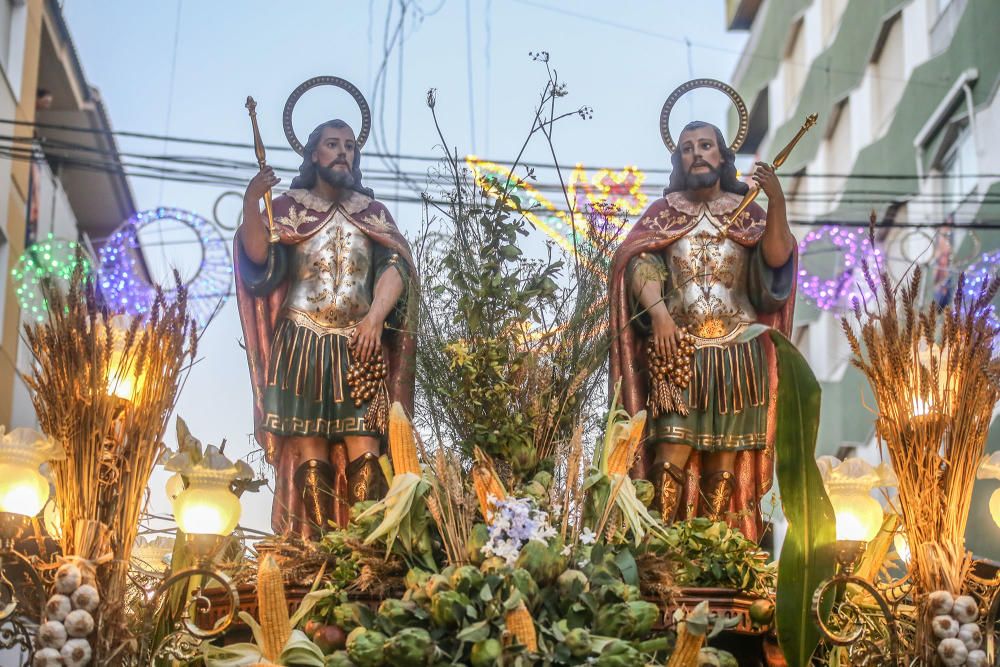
[261, 318, 381, 439]
[647, 336, 769, 452]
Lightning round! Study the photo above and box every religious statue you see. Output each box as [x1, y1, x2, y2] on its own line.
[609, 80, 797, 541]
[235, 78, 417, 539]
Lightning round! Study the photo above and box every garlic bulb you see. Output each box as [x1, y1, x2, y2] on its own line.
[64, 608, 94, 637]
[967, 649, 988, 667]
[958, 622, 982, 650]
[928, 590, 955, 616]
[37, 621, 67, 649]
[931, 614, 959, 639]
[952, 595, 979, 623]
[71, 584, 100, 613]
[45, 594, 72, 622]
[31, 647, 62, 667]
[60, 638, 92, 667]
[55, 563, 82, 594]
[937, 637, 969, 666]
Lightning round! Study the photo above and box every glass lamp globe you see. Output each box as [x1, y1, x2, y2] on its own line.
[989, 488, 1000, 529]
[0, 428, 59, 518]
[171, 471, 241, 536]
[104, 315, 145, 402]
[829, 488, 884, 542]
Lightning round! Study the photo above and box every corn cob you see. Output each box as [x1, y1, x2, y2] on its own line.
[666, 624, 704, 667]
[388, 402, 421, 476]
[472, 447, 506, 523]
[606, 410, 647, 476]
[505, 600, 538, 652]
[257, 554, 291, 662]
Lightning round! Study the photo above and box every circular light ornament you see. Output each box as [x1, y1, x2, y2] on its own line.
[797, 225, 879, 311]
[97, 208, 232, 329]
[11, 235, 92, 323]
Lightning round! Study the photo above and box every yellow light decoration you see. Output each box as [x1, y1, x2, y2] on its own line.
[893, 529, 911, 563]
[104, 314, 146, 402]
[910, 341, 958, 423]
[976, 452, 1000, 528]
[990, 489, 1000, 529]
[163, 443, 253, 537]
[0, 427, 65, 518]
[817, 455, 895, 543]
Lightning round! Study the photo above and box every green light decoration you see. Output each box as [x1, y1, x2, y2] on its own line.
[11, 235, 93, 323]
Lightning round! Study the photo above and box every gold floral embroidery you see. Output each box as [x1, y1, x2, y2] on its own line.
[643, 210, 689, 234]
[277, 206, 320, 233]
[361, 209, 393, 231]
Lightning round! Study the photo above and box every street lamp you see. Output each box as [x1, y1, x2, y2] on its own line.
[104, 314, 145, 403]
[0, 427, 64, 544]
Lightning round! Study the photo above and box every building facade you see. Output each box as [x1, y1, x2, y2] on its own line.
[0, 0, 137, 426]
[727, 0, 1000, 556]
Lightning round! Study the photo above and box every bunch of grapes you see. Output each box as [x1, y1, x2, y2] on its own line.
[347, 350, 388, 407]
[647, 328, 696, 388]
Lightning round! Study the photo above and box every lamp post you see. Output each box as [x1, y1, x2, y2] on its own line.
[144, 445, 250, 662]
[0, 427, 64, 659]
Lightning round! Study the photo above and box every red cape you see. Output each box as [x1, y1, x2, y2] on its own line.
[608, 191, 796, 540]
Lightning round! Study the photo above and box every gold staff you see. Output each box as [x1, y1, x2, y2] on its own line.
[245, 96, 279, 244]
[725, 113, 819, 227]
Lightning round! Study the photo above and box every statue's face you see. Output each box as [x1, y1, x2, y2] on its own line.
[311, 124, 357, 175]
[678, 125, 722, 180]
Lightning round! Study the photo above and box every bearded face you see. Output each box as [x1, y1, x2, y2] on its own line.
[678, 125, 723, 191]
[317, 163, 356, 188]
[312, 124, 357, 189]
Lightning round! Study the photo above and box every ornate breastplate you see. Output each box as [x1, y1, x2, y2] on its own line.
[283, 209, 373, 332]
[664, 210, 757, 347]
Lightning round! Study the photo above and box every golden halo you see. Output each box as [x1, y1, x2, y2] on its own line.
[660, 78, 749, 153]
[283, 76, 372, 155]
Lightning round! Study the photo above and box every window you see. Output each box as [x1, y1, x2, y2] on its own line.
[937, 123, 977, 214]
[822, 0, 849, 45]
[783, 18, 806, 115]
[870, 12, 905, 136]
[824, 98, 852, 199]
[0, 1, 14, 73]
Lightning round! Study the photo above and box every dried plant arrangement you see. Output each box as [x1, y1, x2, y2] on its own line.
[22, 261, 197, 664]
[841, 218, 1000, 656]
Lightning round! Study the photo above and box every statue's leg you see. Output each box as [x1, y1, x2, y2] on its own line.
[651, 442, 692, 523]
[287, 435, 333, 541]
[343, 435, 386, 504]
[700, 451, 737, 523]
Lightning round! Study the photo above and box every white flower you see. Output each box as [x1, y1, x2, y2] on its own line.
[577, 559, 590, 569]
[579, 528, 597, 545]
[561, 544, 572, 556]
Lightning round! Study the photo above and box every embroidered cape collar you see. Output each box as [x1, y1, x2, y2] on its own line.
[665, 190, 742, 217]
[285, 188, 372, 215]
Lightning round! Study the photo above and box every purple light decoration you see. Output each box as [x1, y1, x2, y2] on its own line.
[97, 207, 232, 328]
[797, 225, 880, 311]
[959, 248, 1000, 343]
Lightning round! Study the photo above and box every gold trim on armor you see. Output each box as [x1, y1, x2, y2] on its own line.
[658, 425, 767, 451]
[263, 413, 372, 436]
[283, 308, 359, 337]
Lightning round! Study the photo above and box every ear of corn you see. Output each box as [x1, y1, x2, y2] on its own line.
[257, 554, 291, 662]
[665, 624, 704, 667]
[472, 447, 506, 523]
[606, 410, 647, 476]
[388, 402, 421, 476]
[505, 600, 538, 652]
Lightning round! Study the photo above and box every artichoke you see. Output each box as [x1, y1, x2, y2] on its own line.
[604, 582, 641, 603]
[594, 603, 633, 638]
[424, 574, 451, 597]
[627, 600, 659, 637]
[376, 599, 417, 633]
[632, 479, 654, 508]
[532, 471, 553, 491]
[593, 640, 644, 667]
[557, 569, 588, 599]
[563, 627, 592, 657]
[523, 481, 548, 501]
[467, 524, 490, 565]
[429, 590, 470, 628]
[346, 627, 387, 667]
[334, 603, 372, 632]
[450, 565, 485, 595]
[515, 540, 564, 585]
[698, 647, 738, 667]
[469, 638, 502, 667]
[324, 650, 356, 667]
[405, 568, 432, 592]
[510, 568, 540, 607]
[383, 627, 433, 666]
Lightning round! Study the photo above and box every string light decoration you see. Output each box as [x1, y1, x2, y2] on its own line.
[797, 225, 879, 311]
[11, 235, 92, 323]
[97, 208, 232, 328]
[961, 248, 1000, 337]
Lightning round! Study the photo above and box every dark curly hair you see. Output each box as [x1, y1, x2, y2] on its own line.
[664, 121, 749, 196]
[290, 119, 375, 198]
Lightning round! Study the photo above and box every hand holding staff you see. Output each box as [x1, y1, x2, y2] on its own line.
[245, 96, 280, 244]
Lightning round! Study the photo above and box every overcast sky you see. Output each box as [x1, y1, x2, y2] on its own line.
[61, 0, 748, 533]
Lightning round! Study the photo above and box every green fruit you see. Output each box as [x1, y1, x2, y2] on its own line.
[314, 624, 348, 653]
[515, 540, 564, 585]
[383, 627, 433, 666]
[556, 569, 588, 599]
[469, 637, 502, 666]
[467, 524, 490, 565]
[632, 479, 654, 508]
[333, 603, 371, 632]
[531, 471, 553, 491]
[429, 590, 470, 628]
[450, 565, 485, 594]
[346, 627, 387, 667]
[564, 627, 592, 657]
[748, 598, 775, 626]
[510, 568, 540, 606]
[325, 650, 356, 667]
[480, 556, 507, 575]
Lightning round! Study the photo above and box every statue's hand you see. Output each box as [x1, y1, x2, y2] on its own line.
[651, 310, 684, 358]
[751, 162, 783, 202]
[350, 315, 383, 363]
[245, 166, 280, 204]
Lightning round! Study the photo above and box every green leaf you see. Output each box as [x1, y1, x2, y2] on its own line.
[769, 331, 837, 667]
[456, 619, 491, 642]
[613, 549, 639, 587]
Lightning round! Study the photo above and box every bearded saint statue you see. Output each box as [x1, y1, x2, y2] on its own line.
[609, 85, 797, 541]
[235, 99, 416, 540]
